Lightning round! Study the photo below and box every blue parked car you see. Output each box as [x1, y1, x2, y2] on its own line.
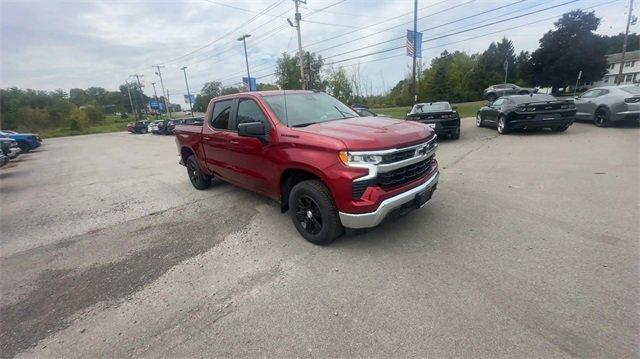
[0, 130, 41, 152]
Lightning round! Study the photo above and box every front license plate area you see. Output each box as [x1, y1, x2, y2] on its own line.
[415, 188, 432, 208]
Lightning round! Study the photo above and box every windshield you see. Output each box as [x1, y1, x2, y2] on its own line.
[411, 102, 451, 113]
[621, 86, 640, 94]
[263, 92, 358, 127]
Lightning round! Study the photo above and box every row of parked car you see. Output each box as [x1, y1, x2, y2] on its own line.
[404, 84, 640, 138]
[0, 130, 42, 167]
[127, 118, 204, 135]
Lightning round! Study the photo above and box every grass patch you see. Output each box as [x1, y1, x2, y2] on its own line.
[40, 121, 129, 138]
[373, 100, 485, 120]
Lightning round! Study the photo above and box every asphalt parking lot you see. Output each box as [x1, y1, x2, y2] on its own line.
[1, 119, 638, 358]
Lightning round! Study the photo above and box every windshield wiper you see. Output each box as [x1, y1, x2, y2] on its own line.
[291, 122, 321, 128]
[334, 106, 355, 119]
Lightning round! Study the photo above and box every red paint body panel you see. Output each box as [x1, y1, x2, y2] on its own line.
[174, 91, 437, 214]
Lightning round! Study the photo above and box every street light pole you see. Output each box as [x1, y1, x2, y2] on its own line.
[180, 66, 195, 117]
[152, 65, 172, 119]
[412, 0, 418, 104]
[237, 34, 252, 91]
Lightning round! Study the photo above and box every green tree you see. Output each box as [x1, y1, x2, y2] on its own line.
[193, 81, 223, 112]
[275, 51, 326, 90]
[82, 104, 105, 124]
[326, 67, 353, 103]
[529, 10, 607, 92]
[256, 83, 279, 91]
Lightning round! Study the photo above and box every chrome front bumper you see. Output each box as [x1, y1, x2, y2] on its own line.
[339, 171, 439, 229]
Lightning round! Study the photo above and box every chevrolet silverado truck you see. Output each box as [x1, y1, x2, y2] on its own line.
[174, 91, 439, 245]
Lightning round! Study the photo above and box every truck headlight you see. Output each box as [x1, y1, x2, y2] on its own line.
[338, 151, 383, 166]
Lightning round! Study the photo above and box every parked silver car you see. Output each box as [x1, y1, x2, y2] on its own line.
[574, 85, 640, 127]
[483, 83, 538, 102]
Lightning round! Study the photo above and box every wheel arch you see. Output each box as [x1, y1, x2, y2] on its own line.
[279, 167, 327, 213]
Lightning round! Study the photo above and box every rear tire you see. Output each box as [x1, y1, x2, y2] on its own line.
[497, 115, 509, 134]
[289, 180, 343, 245]
[141, 128, 148, 134]
[486, 93, 497, 102]
[186, 155, 211, 190]
[594, 107, 610, 127]
[450, 128, 460, 139]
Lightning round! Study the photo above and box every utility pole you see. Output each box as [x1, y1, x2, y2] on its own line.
[151, 82, 160, 120]
[289, 0, 307, 90]
[131, 74, 148, 119]
[152, 65, 172, 118]
[180, 66, 195, 117]
[166, 89, 173, 118]
[412, 0, 418, 104]
[616, 0, 634, 85]
[237, 34, 252, 91]
[125, 80, 137, 120]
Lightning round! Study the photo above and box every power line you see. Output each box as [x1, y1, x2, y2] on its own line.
[158, 0, 286, 66]
[324, 0, 617, 67]
[321, 0, 580, 63]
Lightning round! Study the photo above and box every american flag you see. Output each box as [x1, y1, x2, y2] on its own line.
[406, 30, 423, 58]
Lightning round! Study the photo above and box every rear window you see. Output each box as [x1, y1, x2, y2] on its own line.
[621, 86, 640, 94]
[511, 94, 556, 104]
[412, 102, 451, 113]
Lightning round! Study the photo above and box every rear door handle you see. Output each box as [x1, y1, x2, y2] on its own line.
[230, 140, 239, 145]
[203, 136, 212, 141]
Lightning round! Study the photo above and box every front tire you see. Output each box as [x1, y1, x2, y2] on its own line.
[497, 115, 509, 134]
[552, 124, 570, 132]
[289, 180, 343, 245]
[141, 128, 148, 134]
[594, 107, 610, 127]
[17, 143, 31, 153]
[476, 112, 484, 127]
[186, 155, 211, 190]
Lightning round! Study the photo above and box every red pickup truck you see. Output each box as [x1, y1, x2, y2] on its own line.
[174, 91, 439, 244]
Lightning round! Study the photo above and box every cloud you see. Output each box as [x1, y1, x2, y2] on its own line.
[0, 0, 634, 96]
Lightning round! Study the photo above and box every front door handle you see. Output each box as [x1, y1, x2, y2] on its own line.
[203, 136, 212, 141]
[230, 140, 239, 145]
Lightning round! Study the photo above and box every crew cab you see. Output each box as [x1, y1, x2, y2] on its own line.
[174, 91, 439, 245]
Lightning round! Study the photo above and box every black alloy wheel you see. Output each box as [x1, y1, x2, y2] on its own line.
[289, 180, 343, 245]
[186, 155, 211, 190]
[295, 195, 323, 235]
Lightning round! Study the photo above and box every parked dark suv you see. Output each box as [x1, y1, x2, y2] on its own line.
[484, 84, 538, 102]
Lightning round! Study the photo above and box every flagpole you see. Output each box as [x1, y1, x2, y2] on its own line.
[412, 0, 418, 105]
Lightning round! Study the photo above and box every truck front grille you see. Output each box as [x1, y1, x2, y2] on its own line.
[378, 157, 433, 189]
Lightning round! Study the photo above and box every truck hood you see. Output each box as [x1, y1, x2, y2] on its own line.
[295, 116, 434, 150]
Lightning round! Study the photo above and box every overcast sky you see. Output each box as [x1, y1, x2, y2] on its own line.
[0, 0, 635, 100]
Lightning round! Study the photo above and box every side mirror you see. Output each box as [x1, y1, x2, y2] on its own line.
[238, 122, 267, 143]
